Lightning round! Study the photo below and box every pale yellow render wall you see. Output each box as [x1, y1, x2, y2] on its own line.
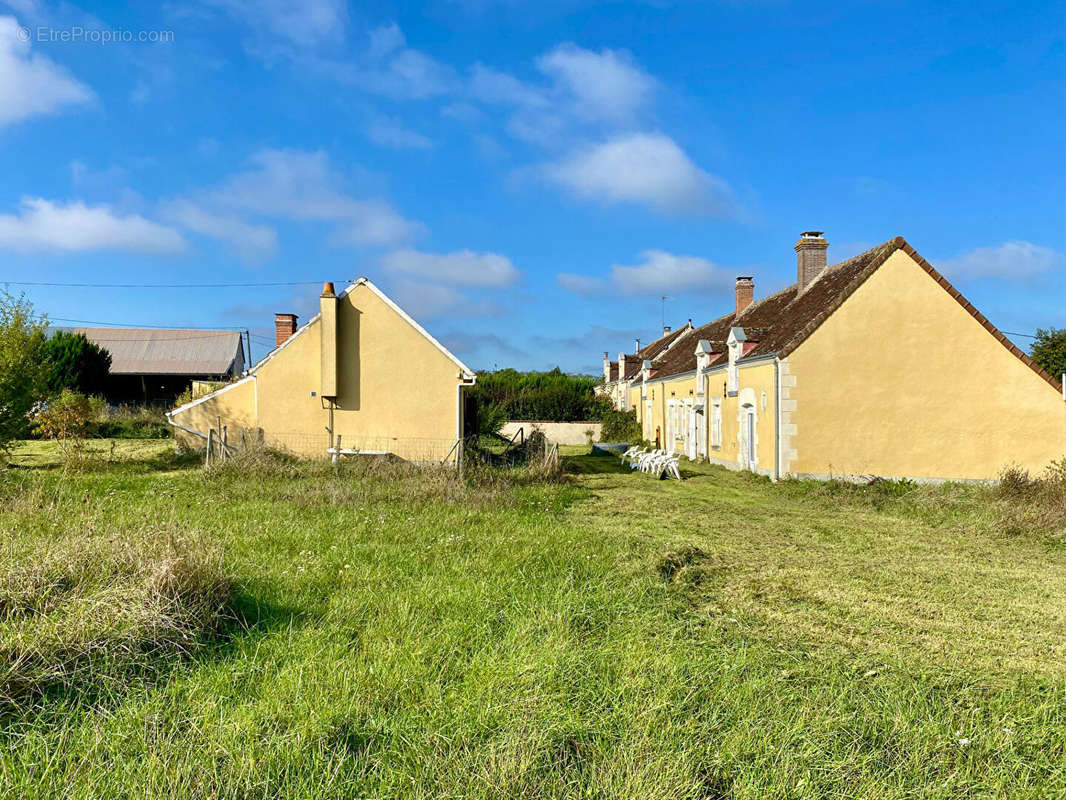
[658, 375, 697, 454]
[787, 249, 1066, 480]
[173, 283, 464, 462]
[729, 361, 777, 474]
[171, 377, 257, 451]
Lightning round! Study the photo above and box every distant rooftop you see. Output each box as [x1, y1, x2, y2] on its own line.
[64, 327, 245, 376]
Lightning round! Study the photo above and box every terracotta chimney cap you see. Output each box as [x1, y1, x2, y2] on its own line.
[321, 281, 336, 297]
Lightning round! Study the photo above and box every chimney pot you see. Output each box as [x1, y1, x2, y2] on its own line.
[663, 325, 671, 335]
[274, 313, 298, 347]
[321, 281, 336, 297]
[795, 230, 829, 291]
[735, 276, 754, 317]
[635, 338, 640, 352]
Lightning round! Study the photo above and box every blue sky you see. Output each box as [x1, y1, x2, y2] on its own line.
[0, 0, 1063, 373]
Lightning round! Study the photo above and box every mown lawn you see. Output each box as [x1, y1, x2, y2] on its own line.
[2, 442, 1065, 798]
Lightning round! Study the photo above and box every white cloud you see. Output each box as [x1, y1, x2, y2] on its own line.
[160, 199, 278, 263]
[556, 272, 607, 296]
[939, 241, 1060, 281]
[610, 249, 732, 296]
[383, 248, 519, 288]
[204, 0, 347, 48]
[0, 15, 93, 128]
[208, 148, 424, 247]
[469, 62, 549, 109]
[544, 132, 734, 215]
[469, 43, 655, 140]
[208, 11, 454, 100]
[387, 279, 503, 320]
[535, 43, 656, 123]
[363, 115, 433, 150]
[0, 197, 186, 254]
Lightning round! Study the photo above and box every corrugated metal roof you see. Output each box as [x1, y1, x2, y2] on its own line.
[71, 328, 244, 376]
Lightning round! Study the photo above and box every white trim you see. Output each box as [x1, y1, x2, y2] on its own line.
[349, 278, 476, 379]
[169, 277, 477, 415]
[168, 374, 255, 416]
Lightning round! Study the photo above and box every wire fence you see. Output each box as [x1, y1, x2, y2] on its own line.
[185, 427, 463, 465]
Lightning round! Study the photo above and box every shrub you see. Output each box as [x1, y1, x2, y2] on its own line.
[599, 408, 642, 443]
[470, 368, 612, 423]
[31, 390, 98, 441]
[0, 291, 48, 452]
[97, 405, 171, 439]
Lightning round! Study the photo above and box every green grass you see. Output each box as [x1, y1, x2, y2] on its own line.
[1, 443, 1065, 798]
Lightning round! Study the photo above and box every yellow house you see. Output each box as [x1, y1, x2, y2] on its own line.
[598, 324, 693, 410]
[610, 232, 1066, 482]
[167, 278, 476, 463]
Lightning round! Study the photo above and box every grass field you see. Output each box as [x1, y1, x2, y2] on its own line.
[2, 441, 1065, 798]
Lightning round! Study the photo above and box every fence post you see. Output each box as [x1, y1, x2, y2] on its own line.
[206, 428, 214, 465]
[222, 425, 228, 461]
[458, 437, 465, 478]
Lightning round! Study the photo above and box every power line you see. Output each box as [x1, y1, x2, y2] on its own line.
[36, 314, 248, 331]
[5, 279, 331, 289]
[1003, 331, 1037, 339]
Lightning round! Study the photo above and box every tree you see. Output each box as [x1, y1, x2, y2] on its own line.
[1031, 328, 1066, 382]
[0, 291, 47, 452]
[468, 368, 613, 431]
[41, 330, 112, 395]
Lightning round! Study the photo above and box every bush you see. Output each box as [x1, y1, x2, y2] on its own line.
[31, 390, 98, 442]
[0, 291, 48, 452]
[97, 406, 171, 439]
[599, 408, 642, 443]
[470, 368, 612, 424]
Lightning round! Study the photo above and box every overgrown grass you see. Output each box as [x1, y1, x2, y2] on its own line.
[1, 443, 1065, 797]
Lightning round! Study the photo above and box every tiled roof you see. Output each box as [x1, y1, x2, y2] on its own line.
[621, 237, 1061, 392]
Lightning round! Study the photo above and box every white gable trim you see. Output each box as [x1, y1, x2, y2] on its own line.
[347, 277, 476, 379]
[168, 374, 256, 416]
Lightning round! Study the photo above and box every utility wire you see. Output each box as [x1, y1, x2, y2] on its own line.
[36, 314, 248, 331]
[1003, 331, 1037, 339]
[6, 279, 331, 288]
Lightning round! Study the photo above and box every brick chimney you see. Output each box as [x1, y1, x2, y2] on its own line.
[274, 313, 298, 347]
[618, 351, 628, 380]
[603, 351, 610, 383]
[735, 276, 754, 316]
[795, 230, 828, 290]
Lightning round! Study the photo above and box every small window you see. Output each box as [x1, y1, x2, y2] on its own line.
[711, 400, 722, 449]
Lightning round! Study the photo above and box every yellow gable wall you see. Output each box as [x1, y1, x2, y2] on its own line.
[787, 250, 1066, 480]
[170, 377, 258, 451]
[171, 283, 464, 462]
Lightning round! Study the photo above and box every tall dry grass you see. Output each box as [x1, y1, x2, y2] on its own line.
[0, 526, 231, 712]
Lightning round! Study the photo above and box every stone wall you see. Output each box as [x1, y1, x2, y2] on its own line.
[499, 421, 602, 446]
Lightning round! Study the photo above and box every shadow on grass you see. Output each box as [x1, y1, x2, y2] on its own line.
[564, 451, 630, 475]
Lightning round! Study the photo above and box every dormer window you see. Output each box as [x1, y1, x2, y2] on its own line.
[694, 339, 713, 396]
[726, 327, 746, 395]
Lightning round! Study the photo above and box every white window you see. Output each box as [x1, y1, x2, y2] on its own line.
[711, 399, 722, 449]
